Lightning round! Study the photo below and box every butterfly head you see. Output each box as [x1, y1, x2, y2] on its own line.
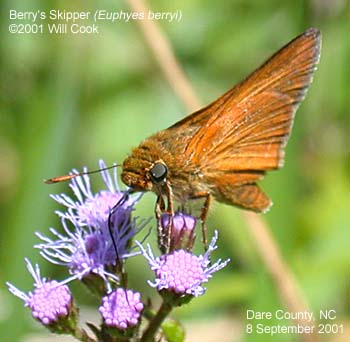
[121, 155, 168, 193]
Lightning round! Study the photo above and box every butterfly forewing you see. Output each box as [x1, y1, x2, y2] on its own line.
[181, 28, 321, 211]
[185, 28, 321, 169]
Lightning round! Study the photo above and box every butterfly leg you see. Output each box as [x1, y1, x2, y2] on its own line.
[190, 191, 211, 250]
[164, 181, 175, 253]
[155, 194, 166, 220]
[155, 182, 175, 253]
[155, 194, 167, 253]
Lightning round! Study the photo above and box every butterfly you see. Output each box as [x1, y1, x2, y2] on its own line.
[121, 28, 321, 226]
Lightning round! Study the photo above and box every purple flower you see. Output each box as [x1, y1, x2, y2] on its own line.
[138, 231, 230, 297]
[35, 216, 141, 287]
[160, 212, 196, 250]
[99, 288, 144, 329]
[6, 259, 73, 325]
[35, 160, 148, 289]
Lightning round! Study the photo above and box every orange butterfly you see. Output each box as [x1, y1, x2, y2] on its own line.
[121, 28, 321, 226]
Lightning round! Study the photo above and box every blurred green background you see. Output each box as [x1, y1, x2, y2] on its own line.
[0, 0, 349, 341]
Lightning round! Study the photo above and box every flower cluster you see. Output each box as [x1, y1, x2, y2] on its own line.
[139, 230, 229, 299]
[7, 160, 230, 341]
[99, 288, 144, 330]
[160, 211, 197, 250]
[35, 160, 146, 289]
[7, 258, 73, 326]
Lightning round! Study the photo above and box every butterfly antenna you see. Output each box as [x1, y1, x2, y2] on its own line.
[44, 164, 121, 184]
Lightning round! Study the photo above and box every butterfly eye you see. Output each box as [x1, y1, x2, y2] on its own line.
[149, 162, 168, 183]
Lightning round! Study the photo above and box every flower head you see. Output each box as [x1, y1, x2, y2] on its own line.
[35, 216, 141, 287]
[35, 160, 147, 289]
[99, 288, 144, 330]
[160, 212, 196, 250]
[7, 259, 73, 325]
[139, 231, 230, 298]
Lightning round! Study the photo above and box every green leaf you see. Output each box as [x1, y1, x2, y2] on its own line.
[162, 318, 185, 342]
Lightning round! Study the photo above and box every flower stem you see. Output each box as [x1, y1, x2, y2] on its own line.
[141, 300, 173, 342]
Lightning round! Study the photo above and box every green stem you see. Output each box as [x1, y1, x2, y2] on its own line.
[141, 300, 173, 342]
